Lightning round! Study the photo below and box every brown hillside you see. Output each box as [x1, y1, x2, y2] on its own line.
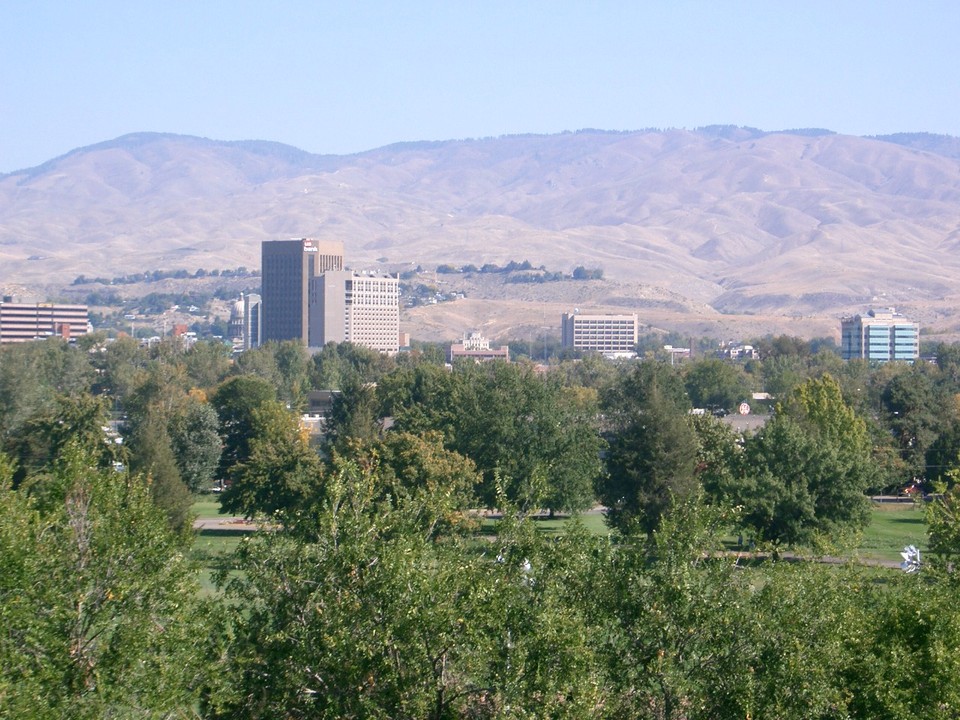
[2, 128, 959, 341]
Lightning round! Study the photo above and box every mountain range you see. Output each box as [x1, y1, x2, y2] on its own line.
[2, 126, 959, 342]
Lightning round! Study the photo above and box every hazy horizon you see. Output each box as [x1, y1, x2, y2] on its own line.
[4, 1, 959, 174]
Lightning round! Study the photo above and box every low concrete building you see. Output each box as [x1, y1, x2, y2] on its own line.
[0, 300, 91, 343]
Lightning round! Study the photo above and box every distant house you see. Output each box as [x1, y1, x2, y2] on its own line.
[717, 342, 760, 361]
[448, 331, 509, 363]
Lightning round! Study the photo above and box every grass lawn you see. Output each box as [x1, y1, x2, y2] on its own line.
[191, 494, 224, 519]
[857, 502, 926, 563]
[190, 495, 247, 595]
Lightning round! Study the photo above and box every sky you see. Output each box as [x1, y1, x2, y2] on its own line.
[3, 0, 959, 173]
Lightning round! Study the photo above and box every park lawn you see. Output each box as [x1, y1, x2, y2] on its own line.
[190, 496, 248, 595]
[191, 494, 223, 519]
[856, 502, 927, 563]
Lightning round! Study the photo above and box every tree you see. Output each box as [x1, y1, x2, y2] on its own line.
[736, 374, 872, 546]
[0, 445, 214, 717]
[183, 338, 232, 390]
[221, 400, 323, 519]
[94, 334, 149, 402]
[450, 362, 601, 513]
[208, 458, 606, 719]
[374, 430, 480, 533]
[324, 377, 383, 455]
[881, 365, 943, 483]
[683, 357, 752, 411]
[599, 361, 698, 536]
[167, 394, 222, 493]
[310, 341, 396, 391]
[210, 374, 276, 479]
[690, 411, 745, 507]
[597, 492, 755, 719]
[7, 392, 122, 488]
[126, 408, 193, 533]
[0, 340, 97, 444]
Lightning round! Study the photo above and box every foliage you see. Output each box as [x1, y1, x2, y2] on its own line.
[597, 492, 754, 718]
[736, 374, 872, 547]
[0, 445, 213, 717]
[208, 459, 607, 719]
[126, 408, 194, 533]
[881, 364, 944, 483]
[167, 394, 222, 493]
[373, 430, 480, 533]
[451, 362, 601, 513]
[221, 400, 323, 519]
[925, 473, 960, 577]
[183, 339, 233, 390]
[324, 377, 383, 455]
[210, 374, 277, 479]
[6, 392, 122, 488]
[682, 357, 752, 410]
[310, 341, 396, 390]
[599, 361, 698, 536]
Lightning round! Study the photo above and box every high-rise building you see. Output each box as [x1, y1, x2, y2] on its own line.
[0, 301, 91, 343]
[309, 270, 400, 353]
[260, 239, 399, 354]
[561, 312, 639, 357]
[260, 239, 344, 344]
[840, 308, 919, 362]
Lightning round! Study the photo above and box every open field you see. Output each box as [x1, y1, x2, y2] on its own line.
[856, 502, 927, 563]
[190, 499, 928, 594]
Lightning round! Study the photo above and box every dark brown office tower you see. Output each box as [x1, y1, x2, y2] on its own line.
[261, 239, 344, 344]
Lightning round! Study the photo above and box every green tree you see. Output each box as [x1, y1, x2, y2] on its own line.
[599, 362, 697, 536]
[737, 374, 872, 546]
[324, 377, 383, 454]
[221, 401, 323, 519]
[378, 362, 459, 439]
[881, 365, 943, 482]
[0, 340, 97, 444]
[7, 393, 122, 488]
[310, 341, 396, 391]
[451, 362, 601, 514]
[0, 445, 214, 718]
[126, 408, 193, 533]
[273, 340, 312, 410]
[209, 458, 606, 719]
[210, 374, 277, 479]
[690, 411, 745, 507]
[167, 394, 222, 493]
[183, 338, 232, 390]
[598, 493, 754, 718]
[683, 357, 751, 411]
[94, 334, 149, 402]
[374, 430, 480, 533]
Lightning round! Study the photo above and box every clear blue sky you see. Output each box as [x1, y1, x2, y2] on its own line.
[3, 0, 959, 173]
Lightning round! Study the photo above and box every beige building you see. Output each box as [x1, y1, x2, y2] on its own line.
[0, 301, 91, 343]
[308, 270, 400, 354]
[448, 331, 510, 363]
[561, 312, 639, 356]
